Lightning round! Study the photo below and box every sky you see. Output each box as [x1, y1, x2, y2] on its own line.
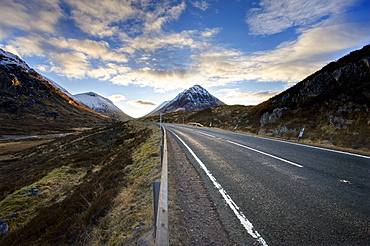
[0, 0, 369, 118]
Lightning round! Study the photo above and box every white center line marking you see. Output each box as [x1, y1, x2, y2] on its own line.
[195, 131, 216, 138]
[227, 140, 304, 168]
[169, 129, 268, 246]
[228, 131, 370, 159]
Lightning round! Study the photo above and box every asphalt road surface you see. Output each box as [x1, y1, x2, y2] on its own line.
[164, 124, 370, 245]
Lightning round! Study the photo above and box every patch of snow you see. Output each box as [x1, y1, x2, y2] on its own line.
[0, 48, 31, 71]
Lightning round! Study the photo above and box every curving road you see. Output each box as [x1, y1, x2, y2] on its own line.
[164, 123, 370, 245]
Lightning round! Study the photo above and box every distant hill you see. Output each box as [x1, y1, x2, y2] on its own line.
[0, 48, 108, 134]
[142, 45, 370, 152]
[146, 85, 225, 116]
[74, 92, 132, 120]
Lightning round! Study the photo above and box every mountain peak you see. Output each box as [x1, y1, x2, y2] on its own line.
[145, 85, 225, 116]
[188, 84, 207, 93]
[191, 84, 203, 89]
[85, 92, 99, 97]
[73, 92, 132, 120]
[0, 48, 31, 71]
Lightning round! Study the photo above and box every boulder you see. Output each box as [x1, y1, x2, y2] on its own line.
[0, 219, 9, 234]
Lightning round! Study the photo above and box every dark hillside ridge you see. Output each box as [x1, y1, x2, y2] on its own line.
[0, 49, 108, 134]
[268, 45, 370, 106]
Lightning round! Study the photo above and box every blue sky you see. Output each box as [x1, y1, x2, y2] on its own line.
[1, 0, 369, 117]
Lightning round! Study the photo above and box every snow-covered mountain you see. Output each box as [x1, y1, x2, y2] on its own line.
[0, 48, 109, 132]
[146, 85, 225, 116]
[74, 92, 132, 120]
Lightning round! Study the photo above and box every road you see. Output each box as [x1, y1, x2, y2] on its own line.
[164, 123, 370, 245]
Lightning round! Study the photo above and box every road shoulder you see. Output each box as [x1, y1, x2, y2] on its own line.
[167, 133, 232, 245]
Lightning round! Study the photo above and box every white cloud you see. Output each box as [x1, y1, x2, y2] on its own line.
[87, 64, 132, 81]
[246, 0, 357, 35]
[244, 18, 370, 84]
[0, 27, 11, 41]
[65, 0, 186, 37]
[108, 94, 126, 102]
[5, 34, 132, 80]
[143, 1, 186, 33]
[128, 99, 156, 108]
[191, 0, 210, 11]
[50, 52, 91, 79]
[48, 38, 128, 62]
[217, 88, 279, 105]
[65, 0, 135, 38]
[4, 35, 46, 57]
[0, 0, 62, 36]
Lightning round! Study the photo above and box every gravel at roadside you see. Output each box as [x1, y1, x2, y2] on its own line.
[167, 133, 233, 245]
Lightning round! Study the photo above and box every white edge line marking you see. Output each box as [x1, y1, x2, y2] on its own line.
[168, 129, 268, 246]
[227, 140, 304, 168]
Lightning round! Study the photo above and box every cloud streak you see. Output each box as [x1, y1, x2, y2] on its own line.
[133, 100, 156, 106]
[0, 0, 63, 35]
[191, 0, 210, 11]
[246, 0, 357, 35]
[108, 94, 126, 102]
[217, 88, 279, 105]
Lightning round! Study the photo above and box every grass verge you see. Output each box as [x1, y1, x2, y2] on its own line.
[0, 121, 161, 245]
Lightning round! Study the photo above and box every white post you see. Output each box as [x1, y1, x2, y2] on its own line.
[297, 127, 305, 141]
[160, 112, 162, 129]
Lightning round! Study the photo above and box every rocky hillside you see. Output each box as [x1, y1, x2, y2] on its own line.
[245, 44, 370, 140]
[146, 85, 225, 116]
[74, 92, 132, 120]
[0, 49, 108, 134]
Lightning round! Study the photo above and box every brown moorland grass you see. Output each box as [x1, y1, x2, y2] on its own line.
[0, 121, 161, 245]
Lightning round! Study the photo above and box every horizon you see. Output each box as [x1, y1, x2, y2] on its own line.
[1, 0, 369, 117]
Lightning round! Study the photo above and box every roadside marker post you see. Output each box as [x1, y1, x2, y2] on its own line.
[297, 127, 305, 141]
[153, 181, 161, 237]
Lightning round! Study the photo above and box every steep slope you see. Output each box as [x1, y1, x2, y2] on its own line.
[147, 85, 225, 116]
[74, 92, 132, 120]
[253, 45, 370, 126]
[0, 48, 108, 134]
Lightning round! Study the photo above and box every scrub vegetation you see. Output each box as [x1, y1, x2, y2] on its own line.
[0, 121, 161, 245]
